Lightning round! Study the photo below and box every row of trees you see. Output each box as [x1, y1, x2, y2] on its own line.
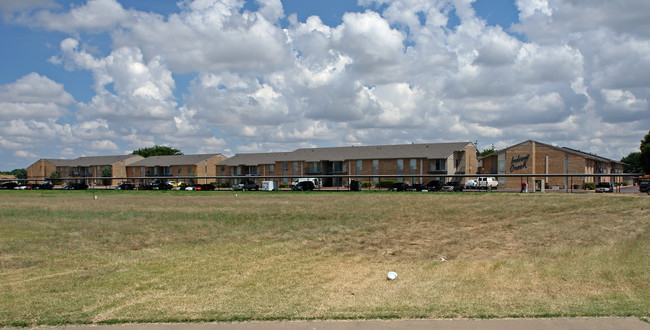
[0, 169, 26, 180]
[621, 130, 650, 174]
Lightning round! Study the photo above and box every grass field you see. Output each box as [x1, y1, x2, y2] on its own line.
[0, 190, 648, 327]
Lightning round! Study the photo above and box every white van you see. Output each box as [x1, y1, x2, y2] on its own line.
[476, 177, 498, 190]
[291, 178, 322, 189]
[262, 181, 278, 191]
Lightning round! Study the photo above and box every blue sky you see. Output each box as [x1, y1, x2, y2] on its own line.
[0, 0, 649, 171]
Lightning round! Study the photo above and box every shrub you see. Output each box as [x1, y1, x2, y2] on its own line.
[361, 182, 372, 188]
[584, 182, 595, 190]
[376, 180, 396, 189]
[101, 166, 112, 186]
[49, 171, 62, 185]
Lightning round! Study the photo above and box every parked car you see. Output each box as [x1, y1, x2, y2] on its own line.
[425, 180, 444, 191]
[240, 180, 259, 191]
[442, 181, 463, 192]
[292, 181, 315, 191]
[231, 180, 259, 191]
[408, 183, 427, 191]
[0, 182, 18, 190]
[14, 184, 31, 190]
[291, 178, 322, 189]
[388, 182, 410, 191]
[191, 183, 215, 191]
[639, 178, 650, 192]
[116, 181, 136, 190]
[37, 182, 54, 190]
[595, 182, 614, 193]
[464, 179, 477, 189]
[139, 179, 172, 190]
[64, 182, 89, 190]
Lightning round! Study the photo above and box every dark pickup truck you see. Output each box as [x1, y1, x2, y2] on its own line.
[640, 179, 650, 193]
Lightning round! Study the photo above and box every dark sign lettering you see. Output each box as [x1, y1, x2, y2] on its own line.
[510, 154, 530, 172]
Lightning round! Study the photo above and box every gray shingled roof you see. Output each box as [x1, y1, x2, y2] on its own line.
[290, 142, 473, 161]
[561, 146, 623, 164]
[218, 142, 473, 165]
[129, 154, 224, 167]
[44, 158, 75, 167]
[69, 155, 144, 167]
[217, 152, 293, 166]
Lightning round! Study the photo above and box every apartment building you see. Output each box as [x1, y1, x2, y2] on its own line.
[26, 155, 145, 186]
[478, 140, 625, 190]
[126, 154, 227, 185]
[217, 142, 477, 187]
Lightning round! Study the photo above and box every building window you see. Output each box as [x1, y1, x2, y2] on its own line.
[308, 162, 321, 174]
[177, 167, 181, 175]
[372, 160, 379, 175]
[430, 159, 446, 172]
[269, 164, 274, 174]
[410, 159, 417, 172]
[397, 159, 403, 175]
[293, 162, 298, 173]
[282, 162, 288, 173]
[356, 160, 362, 173]
[187, 166, 192, 175]
[332, 161, 343, 173]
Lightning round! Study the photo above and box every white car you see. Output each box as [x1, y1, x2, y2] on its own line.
[464, 179, 477, 189]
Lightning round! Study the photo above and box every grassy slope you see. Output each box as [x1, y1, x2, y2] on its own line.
[0, 190, 648, 326]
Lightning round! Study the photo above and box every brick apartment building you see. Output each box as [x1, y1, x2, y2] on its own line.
[26, 155, 144, 186]
[478, 140, 624, 191]
[217, 142, 478, 187]
[26, 154, 226, 187]
[126, 154, 227, 185]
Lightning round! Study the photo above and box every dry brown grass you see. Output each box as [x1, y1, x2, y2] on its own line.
[0, 190, 648, 326]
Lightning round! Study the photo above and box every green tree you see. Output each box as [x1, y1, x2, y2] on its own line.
[11, 169, 27, 180]
[133, 145, 183, 158]
[478, 147, 496, 157]
[49, 171, 62, 185]
[621, 152, 642, 173]
[101, 166, 112, 185]
[640, 130, 650, 174]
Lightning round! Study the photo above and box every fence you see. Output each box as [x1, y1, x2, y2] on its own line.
[3, 173, 643, 193]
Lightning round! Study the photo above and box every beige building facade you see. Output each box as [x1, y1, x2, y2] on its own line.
[126, 154, 227, 185]
[26, 155, 144, 186]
